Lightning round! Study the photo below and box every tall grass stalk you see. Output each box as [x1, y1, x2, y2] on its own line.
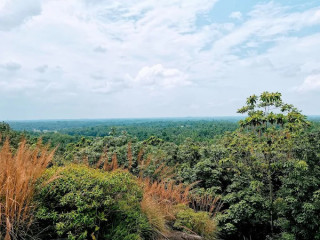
[0, 139, 55, 240]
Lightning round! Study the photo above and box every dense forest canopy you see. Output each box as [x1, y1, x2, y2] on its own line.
[6, 119, 239, 145]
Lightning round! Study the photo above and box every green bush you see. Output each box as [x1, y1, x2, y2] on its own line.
[173, 205, 218, 239]
[34, 164, 151, 240]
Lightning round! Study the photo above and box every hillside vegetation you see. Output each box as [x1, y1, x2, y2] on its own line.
[1, 92, 320, 240]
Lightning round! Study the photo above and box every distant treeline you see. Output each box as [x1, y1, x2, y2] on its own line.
[7, 117, 243, 130]
[7, 119, 242, 144]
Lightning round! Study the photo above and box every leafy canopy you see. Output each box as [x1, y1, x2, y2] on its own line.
[237, 91, 309, 132]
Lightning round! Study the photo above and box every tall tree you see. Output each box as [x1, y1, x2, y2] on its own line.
[219, 92, 310, 239]
[238, 92, 310, 237]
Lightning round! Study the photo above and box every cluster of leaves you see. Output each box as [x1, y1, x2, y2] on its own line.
[275, 130, 320, 240]
[215, 129, 320, 240]
[0, 122, 27, 148]
[34, 164, 151, 240]
[238, 92, 310, 132]
[173, 204, 218, 239]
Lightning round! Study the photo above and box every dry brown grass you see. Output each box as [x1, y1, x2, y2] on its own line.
[141, 193, 167, 235]
[141, 179, 191, 221]
[0, 138, 55, 240]
[191, 194, 223, 217]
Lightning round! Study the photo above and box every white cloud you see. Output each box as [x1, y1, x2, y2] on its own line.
[90, 81, 123, 94]
[131, 64, 191, 89]
[0, 0, 42, 31]
[229, 11, 242, 20]
[35, 64, 48, 73]
[93, 46, 107, 53]
[1, 0, 320, 118]
[296, 74, 320, 92]
[0, 61, 21, 71]
[211, 3, 320, 57]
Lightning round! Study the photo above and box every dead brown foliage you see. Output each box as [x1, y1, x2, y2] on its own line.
[0, 139, 55, 240]
[191, 194, 223, 216]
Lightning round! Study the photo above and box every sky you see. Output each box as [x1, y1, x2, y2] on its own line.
[0, 0, 320, 120]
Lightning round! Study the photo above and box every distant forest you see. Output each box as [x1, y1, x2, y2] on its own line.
[7, 118, 241, 143]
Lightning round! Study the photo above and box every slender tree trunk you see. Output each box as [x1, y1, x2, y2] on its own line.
[267, 156, 274, 238]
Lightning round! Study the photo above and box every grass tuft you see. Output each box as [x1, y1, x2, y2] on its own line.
[0, 139, 55, 240]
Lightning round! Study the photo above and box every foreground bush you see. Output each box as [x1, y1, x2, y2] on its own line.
[34, 164, 151, 240]
[0, 139, 54, 240]
[173, 205, 218, 240]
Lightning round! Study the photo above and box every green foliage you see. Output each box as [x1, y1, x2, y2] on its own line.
[274, 131, 320, 240]
[238, 91, 310, 132]
[216, 92, 317, 240]
[143, 136, 164, 146]
[178, 144, 227, 195]
[34, 164, 151, 240]
[0, 122, 26, 148]
[173, 205, 218, 240]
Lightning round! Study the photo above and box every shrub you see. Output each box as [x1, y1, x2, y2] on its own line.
[34, 164, 151, 240]
[173, 204, 218, 240]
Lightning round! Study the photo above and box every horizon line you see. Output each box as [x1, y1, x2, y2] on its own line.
[2, 115, 320, 122]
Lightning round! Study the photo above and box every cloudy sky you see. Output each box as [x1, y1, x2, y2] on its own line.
[1, 0, 320, 120]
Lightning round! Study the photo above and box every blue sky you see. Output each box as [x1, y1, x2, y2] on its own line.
[0, 0, 320, 120]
